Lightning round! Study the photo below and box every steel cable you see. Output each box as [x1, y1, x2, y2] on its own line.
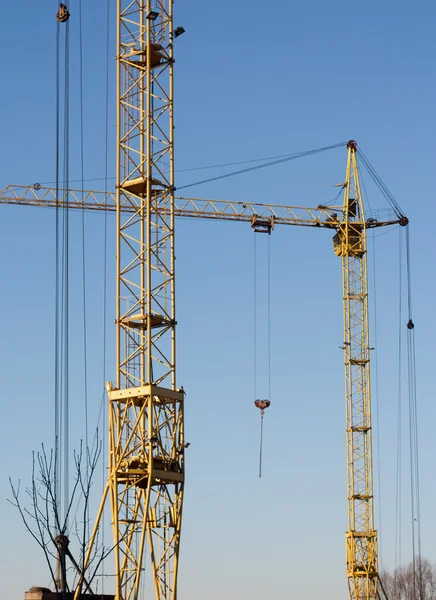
[253, 233, 257, 403]
[177, 142, 348, 191]
[62, 15, 71, 531]
[78, 0, 89, 467]
[268, 235, 271, 402]
[371, 231, 383, 566]
[101, 0, 110, 590]
[53, 0, 71, 560]
[54, 14, 61, 531]
[395, 227, 403, 573]
[253, 232, 273, 478]
[405, 225, 422, 598]
[37, 142, 347, 186]
[356, 147, 404, 217]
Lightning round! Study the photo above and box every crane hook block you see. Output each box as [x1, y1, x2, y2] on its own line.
[251, 215, 274, 234]
[56, 4, 70, 22]
[254, 399, 271, 415]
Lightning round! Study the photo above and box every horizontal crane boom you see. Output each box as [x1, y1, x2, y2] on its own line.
[0, 184, 403, 229]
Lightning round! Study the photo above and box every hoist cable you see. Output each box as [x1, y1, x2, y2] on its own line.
[103, 0, 110, 414]
[253, 234, 262, 478]
[177, 142, 347, 191]
[53, 8, 72, 532]
[405, 225, 421, 593]
[371, 231, 383, 565]
[90, 0, 111, 455]
[101, 0, 110, 590]
[85, 0, 111, 583]
[258, 414, 264, 479]
[253, 233, 273, 479]
[54, 17, 61, 523]
[78, 0, 89, 461]
[253, 234, 257, 402]
[268, 236, 271, 401]
[53, 12, 71, 533]
[405, 227, 414, 320]
[395, 228, 403, 572]
[78, 0, 91, 556]
[360, 168, 383, 559]
[63, 17, 71, 530]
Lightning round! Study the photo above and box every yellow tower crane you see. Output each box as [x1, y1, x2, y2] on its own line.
[0, 0, 409, 599]
[1, 140, 407, 600]
[338, 142, 380, 600]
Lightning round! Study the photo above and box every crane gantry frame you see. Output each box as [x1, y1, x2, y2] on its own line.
[1, 0, 408, 598]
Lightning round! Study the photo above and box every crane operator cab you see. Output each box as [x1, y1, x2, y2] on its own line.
[333, 197, 365, 259]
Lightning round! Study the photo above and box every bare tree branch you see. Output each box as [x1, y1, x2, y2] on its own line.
[381, 558, 436, 600]
[9, 437, 109, 598]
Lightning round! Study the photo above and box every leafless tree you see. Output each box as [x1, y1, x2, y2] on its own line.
[381, 558, 436, 600]
[9, 436, 112, 597]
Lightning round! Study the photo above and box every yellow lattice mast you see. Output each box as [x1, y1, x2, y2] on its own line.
[108, 0, 183, 598]
[335, 140, 378, 600]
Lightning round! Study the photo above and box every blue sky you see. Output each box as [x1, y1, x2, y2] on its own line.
[0, 0, 435, 599]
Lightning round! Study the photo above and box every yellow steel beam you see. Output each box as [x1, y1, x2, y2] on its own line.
[0, 184, 403, 229]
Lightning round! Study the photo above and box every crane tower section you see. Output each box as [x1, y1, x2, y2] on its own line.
[109, 1, 184, 599]
[335, 141, 378, 600]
